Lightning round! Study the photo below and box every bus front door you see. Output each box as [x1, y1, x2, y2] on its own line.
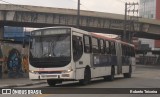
[72, 33, 84, 79]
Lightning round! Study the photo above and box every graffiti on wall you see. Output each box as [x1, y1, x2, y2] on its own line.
[7, 49, 23, 78]
[0, 42, 29, 78]
[22, 55, 29, 73]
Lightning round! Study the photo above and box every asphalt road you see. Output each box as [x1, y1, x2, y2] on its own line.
[1, 65, 160, 97]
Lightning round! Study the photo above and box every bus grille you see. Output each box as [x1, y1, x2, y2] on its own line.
[41, 75, 58, 78]
[38, 71, 62, 74]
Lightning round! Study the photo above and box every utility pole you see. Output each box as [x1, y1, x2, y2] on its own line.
[123, 3, 127, 42]
[123, 2, 139, 43]
[77, 0, 80, 28]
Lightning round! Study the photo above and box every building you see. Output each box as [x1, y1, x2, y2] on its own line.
[140, 0, 156, 19]
[4, 26, 29, 42]
[139, 0, 160, 50]
[139, 0, 160, 19]
[138, 0, 160, 65]
[4, 26, 24, 41]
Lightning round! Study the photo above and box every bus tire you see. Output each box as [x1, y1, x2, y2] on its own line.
[103, 76, 108, 81]
[79, 67, 91, 85]
[47, 79, 57, 87]
[124, 65, 132, 78]
[107, 66, 115, 81]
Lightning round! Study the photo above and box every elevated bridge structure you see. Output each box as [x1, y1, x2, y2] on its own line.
[0, 4, 160, 39]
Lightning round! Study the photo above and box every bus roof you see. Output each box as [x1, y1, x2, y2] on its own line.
[91, 33, 116, 42]
[31, 26, 73, 32]
[91, 33, 134, 47]
[32, 26, 134, 47]
[32, 26, 91, 35]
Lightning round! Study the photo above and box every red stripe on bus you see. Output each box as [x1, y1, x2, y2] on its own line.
[91, 33, 135, 47]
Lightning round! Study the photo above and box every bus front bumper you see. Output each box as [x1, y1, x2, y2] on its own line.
[29, 71, 74, 80]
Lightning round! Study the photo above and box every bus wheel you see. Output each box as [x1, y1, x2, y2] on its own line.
[107, 66, 115, 81]
[124, 65, 132, 78]
[79, 67, 91, 85]
[103, 76, 108, 81]
[47, 79, 57, 87]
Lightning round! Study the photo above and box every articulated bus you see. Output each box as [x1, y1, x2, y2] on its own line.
[29, 27, 136, 86]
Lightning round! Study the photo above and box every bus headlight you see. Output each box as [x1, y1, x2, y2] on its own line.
[62, 68, 73, 73]
[29, 70, 39, 74]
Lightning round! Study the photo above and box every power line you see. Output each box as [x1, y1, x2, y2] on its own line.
[123, 2, 139, 42]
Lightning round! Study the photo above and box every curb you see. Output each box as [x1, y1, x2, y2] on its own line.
[0, 82, 47, 88]
[137, 64, 160, 68]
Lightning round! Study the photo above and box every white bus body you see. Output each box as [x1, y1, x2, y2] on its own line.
[29, 27, 136, 86]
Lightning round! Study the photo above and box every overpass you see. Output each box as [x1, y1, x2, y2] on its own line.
[0, 4, 160, 39]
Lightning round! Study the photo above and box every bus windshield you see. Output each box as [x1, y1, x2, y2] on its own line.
[29, 28, 71, 68]
[31, 35, 70, 58]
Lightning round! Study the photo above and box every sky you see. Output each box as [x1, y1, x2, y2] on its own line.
[0, 0, 139, 14]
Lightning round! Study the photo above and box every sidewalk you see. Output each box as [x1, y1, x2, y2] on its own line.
[0, 78, 46, 88]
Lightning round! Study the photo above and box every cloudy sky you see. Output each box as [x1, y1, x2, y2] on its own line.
[0, 0, 139, 14]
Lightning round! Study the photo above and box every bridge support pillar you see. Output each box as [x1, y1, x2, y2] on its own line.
[0, 26, 4, 39]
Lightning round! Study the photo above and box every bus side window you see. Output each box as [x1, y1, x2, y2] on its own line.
[100, 39, 105, 54]
[131, 47, 135, 57]
[92, 37, 100, 54]
[105, 41, 110, 54]
[129, 46, 132, 56]
[126, 46, 128, 56]
[124, 45, 127, 56]
[133, 48, 136, 57]
[83, 35, 91, 53]
[122, 45, 125, 56]
[114, 42, 116, 55]
[73, 35, 83, 61]
[127, 46, 130, 56]
[110, 42, 116, 55]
